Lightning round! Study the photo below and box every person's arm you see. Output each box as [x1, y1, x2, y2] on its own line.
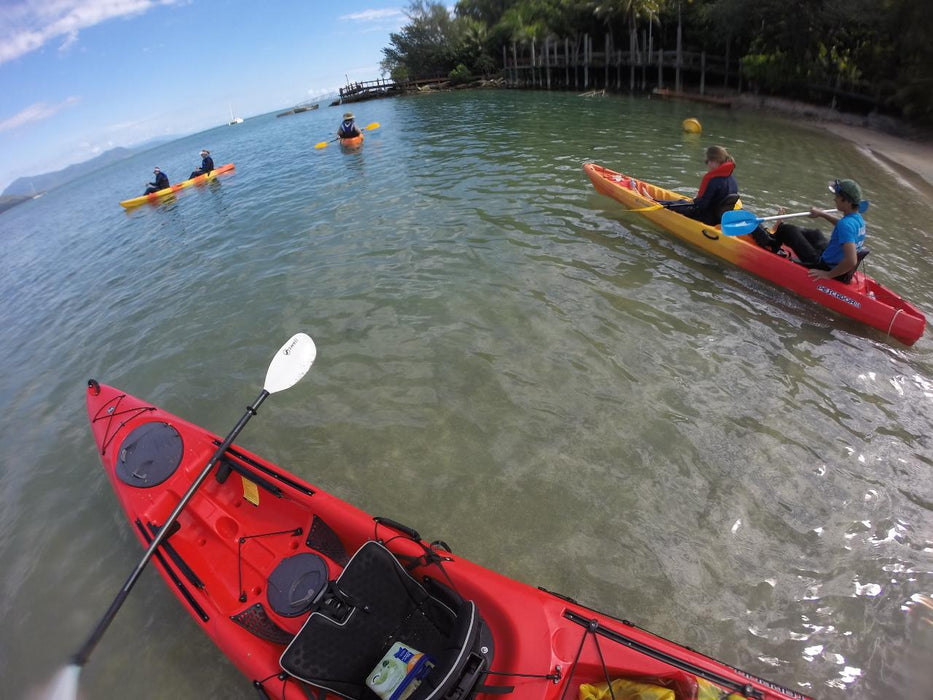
[809, 207, 840, 224]
[808, 241, 858, 280]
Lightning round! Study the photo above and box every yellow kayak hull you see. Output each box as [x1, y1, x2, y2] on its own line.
[120, 163, 236, 209]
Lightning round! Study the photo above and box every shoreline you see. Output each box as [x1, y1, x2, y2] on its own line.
[729, 94, 933, 198]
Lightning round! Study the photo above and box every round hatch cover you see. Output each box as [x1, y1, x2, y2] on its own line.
[117, 422, 183, 488]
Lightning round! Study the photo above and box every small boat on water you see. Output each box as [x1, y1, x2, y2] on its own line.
[277, 102, 320, 117]
[229, 103, 244, 125]
[583, 163, 926, 345]
[119, 163, 235, 209]
[84, 377, 813, 700]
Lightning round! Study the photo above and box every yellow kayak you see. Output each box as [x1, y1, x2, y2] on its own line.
[120, 163, 235, 209]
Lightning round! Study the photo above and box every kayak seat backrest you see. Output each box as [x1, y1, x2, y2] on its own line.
[715, 193, 740, 223]
[836, 247, 870, 284]
[280, 541, 487, 700]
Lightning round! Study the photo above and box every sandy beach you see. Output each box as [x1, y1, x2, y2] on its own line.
[732, 94, 933, 197]
[816, 122, 933, 197]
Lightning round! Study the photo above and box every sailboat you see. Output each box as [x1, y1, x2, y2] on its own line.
[228, 103, 244, 125]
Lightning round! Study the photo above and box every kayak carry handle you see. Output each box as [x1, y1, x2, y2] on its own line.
[373, 516, 421, 541]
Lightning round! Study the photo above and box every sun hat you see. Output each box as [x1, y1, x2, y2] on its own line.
[343, 112, 354, 119]
[153, 167, 160, 172]
[200, 149, 209, 155]
[828, 178, 862, 205]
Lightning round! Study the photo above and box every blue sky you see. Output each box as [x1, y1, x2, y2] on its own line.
[0, 0, 409, 191]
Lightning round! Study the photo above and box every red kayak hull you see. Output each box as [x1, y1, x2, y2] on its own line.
[86, 381, 813, 700]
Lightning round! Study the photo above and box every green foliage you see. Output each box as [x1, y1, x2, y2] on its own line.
[449, 63, 474, 84]
[388, 0, 931, 125]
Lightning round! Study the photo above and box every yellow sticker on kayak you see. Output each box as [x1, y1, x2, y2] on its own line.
[241, 476, 259, 506]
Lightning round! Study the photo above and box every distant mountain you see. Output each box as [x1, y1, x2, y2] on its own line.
[2, 147, 137, 197]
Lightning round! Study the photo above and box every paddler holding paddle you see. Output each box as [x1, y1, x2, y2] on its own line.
[337, 112, 363, 139]
[766, 178, 867, 281]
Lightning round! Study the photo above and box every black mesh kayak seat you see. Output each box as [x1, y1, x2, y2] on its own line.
[280, 541, 487, 700]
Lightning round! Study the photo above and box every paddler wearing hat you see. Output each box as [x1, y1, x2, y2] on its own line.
[767, 178, 867, 281]
[337, 112, 363, 139]
[189, 149, 215, 179]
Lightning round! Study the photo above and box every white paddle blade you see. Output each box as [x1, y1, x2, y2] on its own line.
[264, 333, 317, 394]
[37, 664, 80, 700]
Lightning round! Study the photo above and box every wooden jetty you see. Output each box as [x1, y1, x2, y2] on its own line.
[329, 76, 451, 106]
[501, 33, 741, 97]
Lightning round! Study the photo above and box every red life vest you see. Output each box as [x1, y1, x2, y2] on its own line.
[696, 161, 735, 198]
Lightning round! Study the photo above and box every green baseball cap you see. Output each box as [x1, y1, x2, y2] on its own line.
[828, 178, 862, 205]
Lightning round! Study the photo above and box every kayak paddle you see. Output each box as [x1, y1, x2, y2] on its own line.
[314, 122, 380, 149]
[51, 333, 317, 700]
[721, 200, 869, 236]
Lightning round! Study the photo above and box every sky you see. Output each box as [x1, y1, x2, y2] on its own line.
[0, 0, 410, 191]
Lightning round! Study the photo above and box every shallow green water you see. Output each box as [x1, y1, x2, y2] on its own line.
[1, 90, 931, 699]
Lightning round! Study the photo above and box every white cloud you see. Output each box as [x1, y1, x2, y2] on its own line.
[0, 97, 80, 132]
[338, 8, 404, 23]
[0, 0, 186, 65]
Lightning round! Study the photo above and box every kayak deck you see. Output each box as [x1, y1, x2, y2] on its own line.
[119, 163, 235, 209]
[86, 381, 813, 700]
[583, 163, 926, 345]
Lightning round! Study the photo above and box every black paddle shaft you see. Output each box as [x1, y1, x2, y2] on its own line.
[71, 388, 270, 667]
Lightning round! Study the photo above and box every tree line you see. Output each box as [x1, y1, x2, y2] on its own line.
[380, 0, 931, 126]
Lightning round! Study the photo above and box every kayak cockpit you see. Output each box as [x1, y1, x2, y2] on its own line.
[280, 540, 491, 700]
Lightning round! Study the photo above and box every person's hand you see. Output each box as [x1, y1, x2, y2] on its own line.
[808, 206, 821, 217]
[808, 268, 831, 280]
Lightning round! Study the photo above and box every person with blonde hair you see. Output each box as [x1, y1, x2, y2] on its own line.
[675, 145, 738, 225]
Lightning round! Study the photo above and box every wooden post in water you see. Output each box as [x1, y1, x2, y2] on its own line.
[584, 34, 589, 89]
[629, 27, 636, 92]
[565, 37, 569, 88]
[545, 36, 551, 89]
[512, 42, 518, 86]
[676, 1, 683, 93]
[531, 37, 537, 88]
[700, 51, 706, 94]
[658, 49, 664, 89]
[604, 34, 609, 89]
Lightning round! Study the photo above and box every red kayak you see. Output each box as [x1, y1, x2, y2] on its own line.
[86, 379, 813, 700]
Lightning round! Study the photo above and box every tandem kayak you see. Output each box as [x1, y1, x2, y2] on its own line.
[85, 378, 812, 700]
[119, 163, 236, 209]
[584, 163, 926, 346]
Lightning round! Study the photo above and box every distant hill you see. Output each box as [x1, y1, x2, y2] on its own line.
[2, 147, 137, 197]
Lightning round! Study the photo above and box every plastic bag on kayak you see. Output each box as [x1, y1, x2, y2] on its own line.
[579, 679, 675, 700]
[579, 675, 745, 700]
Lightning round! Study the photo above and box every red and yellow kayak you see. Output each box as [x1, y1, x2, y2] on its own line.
[584, 163, 926, 345]
[85, 379, 813, 700]
[119, 163, 236, 209]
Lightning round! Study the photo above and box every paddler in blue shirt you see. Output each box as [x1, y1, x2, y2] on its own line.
[768, 178, 866, 281]
[144, 167, 169, 194]
[189, 149, 214, 179]
[337, 112, 362, 139]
